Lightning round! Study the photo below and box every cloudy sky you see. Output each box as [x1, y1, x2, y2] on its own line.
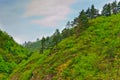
[0, 0, 120, 44]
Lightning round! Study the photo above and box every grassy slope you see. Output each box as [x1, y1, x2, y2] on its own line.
[9, 14, 120, 80]
[0, 30, 28, 79]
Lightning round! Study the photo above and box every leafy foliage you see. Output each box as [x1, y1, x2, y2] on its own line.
[0, 29, 28, 79]
[8, 13, 120, 80]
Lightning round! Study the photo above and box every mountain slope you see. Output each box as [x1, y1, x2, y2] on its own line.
[8, 13, 120, 80]
[0, 30, 28, 79]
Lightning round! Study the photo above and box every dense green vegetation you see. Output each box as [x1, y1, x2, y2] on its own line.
[0, 1, 120, 80]
[0, 30, 28, 79]
[24, 1, 120, 53]
[8, 13, 120, 80]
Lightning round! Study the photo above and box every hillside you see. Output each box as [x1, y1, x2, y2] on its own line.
[8, 13, 120, 80]
[0, 30, 28, 79]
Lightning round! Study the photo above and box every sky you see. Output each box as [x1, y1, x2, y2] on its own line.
[0, 0, 120, 44]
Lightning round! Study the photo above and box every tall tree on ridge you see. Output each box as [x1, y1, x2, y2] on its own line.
[107, 3, 112, 16]
[53, 29, 61, 46]
[86, 8, 91, 19]
[89, 4, 99, 18]
[72, 17, 79, 27]
[40, 36, 45, 53]
[102, 3, 111, 16]
[76, 10, 88, 36]
[66, 21, 71, 28]
[111, 0, 117, 14]
[91, 5, 96, 18]
[117, 1, 120, 13]
[62, 28, 70, 39]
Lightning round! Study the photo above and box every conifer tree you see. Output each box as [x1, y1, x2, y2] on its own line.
[62, 28, 70, 39]
[72, 17, 79, 27]
[91, 5, 96, 18]
[86, 8, 91, 19]
[117, 1, 120, 13]
[76, 10, 88, 36]
[111, 0, 117, 14]
[45, 36, 50, 49]
[66, 21, 71, 28]
[40, 36, 45, 53]
[107, 3, 111, 16]
[79, 10, 89, 28]
[102, 3, 111, 16]
[53, 29, 61, 46]
[91, 5, 99, 18]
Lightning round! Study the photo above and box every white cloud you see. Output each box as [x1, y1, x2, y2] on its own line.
[24, 0, 76, 27]
[32, 14, 67, 27]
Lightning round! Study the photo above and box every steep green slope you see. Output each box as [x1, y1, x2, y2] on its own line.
[0, 30, 28, 79]
[9, 14, 120, 80]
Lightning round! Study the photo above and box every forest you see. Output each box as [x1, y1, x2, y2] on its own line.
[0, 0, 120, 80]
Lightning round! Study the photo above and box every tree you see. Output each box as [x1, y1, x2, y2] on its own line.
[107, 3, 112, 16]
[102, 3, 111, 16]
[45, 36, 50, 49]
[66, 21, 71, 28]
[117, 1, 120, 13]
[102, 4, 107, 16]
[111, 0, 117, 14]
[91, 5, 96, 18]
[76, 10, 88, 36]
[62, 28, 70, 39]
[86, 8, 91, 19]
[53, 29, 61, 46]
[71, 17, 79, 27]
[90, 5, 99, 18]
[36, 38, 39, 41]
[79, 10, 89, 27]
[40, 37, 45, 53]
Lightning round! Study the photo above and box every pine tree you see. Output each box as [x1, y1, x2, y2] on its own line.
[102, 3, 111, 16]
[66, 21, 71, 28]
[107, 3, 111, 16]
[40, 37, 45, 53]
[79, 10, 89, 28]
[117, 1, 120, 13]
[90, 5, 99, 18]
[111, 0, 117, 14]
[62, 28, 70, 39]
[45, 36, 50, 49]
[53, 29, 61, 46]
[86, 8, 91, 19]
[72, 17, 79, 27]
[91, 5, 96, 18]
[76, 10, 88, 36]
